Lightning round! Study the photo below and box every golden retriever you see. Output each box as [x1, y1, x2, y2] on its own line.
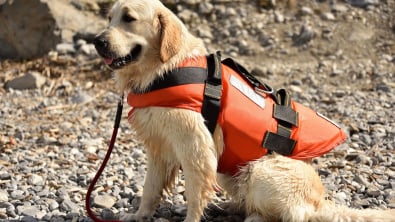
[93, 0, 395, 221]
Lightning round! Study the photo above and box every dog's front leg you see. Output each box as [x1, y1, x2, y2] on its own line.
[177, 145, 218, 222]
[122, 152, 176, 222]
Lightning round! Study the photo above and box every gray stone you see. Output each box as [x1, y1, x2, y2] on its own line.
[274, 11, 284, 23]
[56, 43, 76, 54]
[28, 174, 45, 186]
[17, 204, 46, 219]
[5, 72, 46, 90]
[376, 82, 390, 92]
[367, 188, 382, 197]
[353, 198, 370, 208]
[198, 2, 214, 14]
[60, 199, 79, 213]
[292, 24, 315, 46]
[115, 198, 129, 208]
[71, 91, 94, 104]
[93, 194, 116, 209]
[331, 4, 349, 13]
[47, 199, 59, 211]
[6, 205, 17, 218]
[131, 196, 142, 209]
[0, 190, 8, 202]
[347, 0, 379, 7]
[0, 172, 11, 180]
[354, 174, 370, 187]
[333, 192, 348, 205]
[10, 190, 26, 200]
[321, 12, 336, 21]
[172, 205, 187, 216]
[299, 7, 314, 15]
[79, 44, 97, 56]
[20, 216, 38, 222]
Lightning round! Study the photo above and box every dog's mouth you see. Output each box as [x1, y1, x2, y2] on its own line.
[103, 44, 142, 69]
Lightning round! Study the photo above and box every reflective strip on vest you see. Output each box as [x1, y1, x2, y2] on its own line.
[127, 57, 348, 176]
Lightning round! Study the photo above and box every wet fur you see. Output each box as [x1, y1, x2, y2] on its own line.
[95, 0, 395, 221]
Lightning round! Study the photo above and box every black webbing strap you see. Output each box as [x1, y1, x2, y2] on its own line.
[222, 58, 274, 94]
[201, 51, 223, 134]
[262, 89, 298, 155]
[143, 67, 207, 92]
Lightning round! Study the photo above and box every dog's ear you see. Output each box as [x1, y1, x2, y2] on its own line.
[157, 10, 182, 63]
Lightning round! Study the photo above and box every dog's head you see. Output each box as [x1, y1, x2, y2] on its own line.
[94, 0, 184, 70]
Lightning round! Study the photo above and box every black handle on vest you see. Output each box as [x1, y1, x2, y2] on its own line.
[202, 51, 223, 134]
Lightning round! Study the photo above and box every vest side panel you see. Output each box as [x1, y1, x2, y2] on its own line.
[217, 65, 276, 175]
[290, 102, 347, 159]
[127, 84, 205, 113]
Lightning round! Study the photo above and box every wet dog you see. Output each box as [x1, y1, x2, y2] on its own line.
[94, 0, 395, 221]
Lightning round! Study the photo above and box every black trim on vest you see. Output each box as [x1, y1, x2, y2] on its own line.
[146, 67, 207, 92]
[202, 51, 223, 134]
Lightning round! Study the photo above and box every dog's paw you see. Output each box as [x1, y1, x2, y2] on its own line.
[119, 213, 153, 222]
[244, 214, 265, 222]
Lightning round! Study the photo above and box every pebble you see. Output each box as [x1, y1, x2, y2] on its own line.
[347, 0, 379, 7]
[274, 10, 284, 23]
[331, 3, 349, 13]
[60, 199, 79, 214]
[71, 90, 94, 104]
[28, 174, 45, 186]
[16, 204, 46, 219]
[56, 43, 76, 54]
[93, 194, 116, 209]
[79, 44, 97, 56]
[0, 190, 8, 202]
[292, 24, 315, 46]
[321, 12, 336, 21]
[299, 6, 314, 15]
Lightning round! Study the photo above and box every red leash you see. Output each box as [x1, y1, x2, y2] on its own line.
[85, 95, 124, 222]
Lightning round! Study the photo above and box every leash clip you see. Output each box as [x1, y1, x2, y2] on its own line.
[254, 85, 274, 95]
[114, 94, 124, 129]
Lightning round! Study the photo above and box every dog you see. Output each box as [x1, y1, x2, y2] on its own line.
[93, 0, 395, 221]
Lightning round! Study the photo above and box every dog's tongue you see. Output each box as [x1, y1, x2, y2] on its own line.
[103, 58, 113, 65]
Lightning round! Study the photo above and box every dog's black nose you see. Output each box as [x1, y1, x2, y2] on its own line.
[93, 36, 109, 51]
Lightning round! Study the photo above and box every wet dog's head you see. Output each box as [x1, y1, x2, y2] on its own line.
[94, 0, 182, 70]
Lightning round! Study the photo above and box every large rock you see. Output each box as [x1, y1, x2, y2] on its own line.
[4, 72, 46, 90]
[0, 0, 106, 60]
[0, 0, 59, 59]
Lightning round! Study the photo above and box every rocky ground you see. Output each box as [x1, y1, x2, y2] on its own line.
[0, 0, 394, 221]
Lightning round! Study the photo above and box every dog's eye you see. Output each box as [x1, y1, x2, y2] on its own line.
[122, 14, 136, 23]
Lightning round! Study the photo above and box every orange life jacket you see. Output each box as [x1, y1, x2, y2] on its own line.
[128, 54, 347, 175]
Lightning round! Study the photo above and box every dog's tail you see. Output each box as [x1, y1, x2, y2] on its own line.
[310, 200, 395, 222]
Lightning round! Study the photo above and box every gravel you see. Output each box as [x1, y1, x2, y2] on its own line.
[0, 0, 394, 221]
